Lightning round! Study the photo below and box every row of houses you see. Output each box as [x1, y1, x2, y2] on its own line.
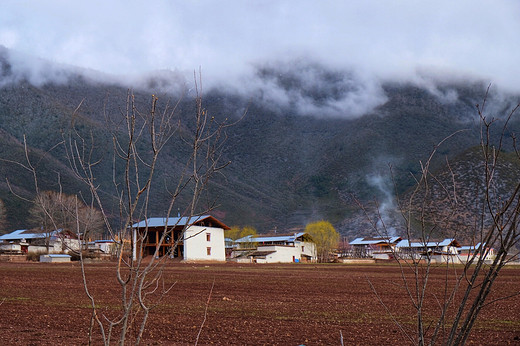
[347, 236, 495, 264]
[0, 215, 495, 264]
[0, 215, 229, 261]
[0, 229, 82, 254]
[0, 215, 317, 263]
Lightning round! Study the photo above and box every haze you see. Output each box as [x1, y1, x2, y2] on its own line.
[1, 1, 519, 115]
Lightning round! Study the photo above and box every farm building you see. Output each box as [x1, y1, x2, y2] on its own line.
[457, 243, 495, 264]
[131, 215, 229, 262]
[0, 229, 81, 254]
[396, 238, 461, 263]
[233, 232, 317, 263]
[348, 236, 402, 259]
[40, 254, 72, 263]
[86, 239, 117, 255]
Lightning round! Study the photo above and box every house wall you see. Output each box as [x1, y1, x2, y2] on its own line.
[28, 243, 60, 253]
[259, 245, 296, 263]
[0, 243, 21, 253]
[97, 242, 115, 254]
[431, 254, 461, 264]
[297, 241, 317, 261]
[27, 239, 81, 254]
[61, 238, 81, 252]
[183, 226, 225, 261]
[253, 244, 315, 263]
[457, 249, 495, 264]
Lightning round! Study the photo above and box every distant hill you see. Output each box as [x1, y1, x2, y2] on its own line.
[1, 47, 519, 240]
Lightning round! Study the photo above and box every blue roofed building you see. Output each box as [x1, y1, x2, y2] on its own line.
[0, 229, 81, 254]
[348, 236, 402, 259]
[131, 215, 230, 262]
[232, 232, 317, 263]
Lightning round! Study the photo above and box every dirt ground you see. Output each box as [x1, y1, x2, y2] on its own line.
[0, 261, 519, 345]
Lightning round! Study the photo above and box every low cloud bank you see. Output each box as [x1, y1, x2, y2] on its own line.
[0, 45, 517, 120]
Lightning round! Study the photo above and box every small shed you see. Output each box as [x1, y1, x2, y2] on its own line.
[40, 254, 71, 263]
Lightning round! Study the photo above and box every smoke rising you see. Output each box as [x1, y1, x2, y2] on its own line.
[367, 173, 398, 237]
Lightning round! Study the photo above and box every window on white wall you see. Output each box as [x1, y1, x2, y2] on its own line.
[207, 247, 211, 256]
[206, 233, 211, 242]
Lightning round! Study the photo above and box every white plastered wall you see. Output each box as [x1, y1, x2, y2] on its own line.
[183, 225, 226, 261]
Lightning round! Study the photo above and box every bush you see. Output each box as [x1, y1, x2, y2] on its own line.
[25, 251, 46, 262]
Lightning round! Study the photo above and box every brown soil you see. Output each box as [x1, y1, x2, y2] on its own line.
[0, 261, 519, 345]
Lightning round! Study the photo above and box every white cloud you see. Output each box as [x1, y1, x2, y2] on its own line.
[1, 0, 519, 112]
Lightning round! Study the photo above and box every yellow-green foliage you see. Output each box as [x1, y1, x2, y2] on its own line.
[225, 226, 257, 240]
[304, 220, 339, 262]
[226, 226, 258, 249]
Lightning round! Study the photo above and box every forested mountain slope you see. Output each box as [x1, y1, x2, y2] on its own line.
[1, 48, 519, 238]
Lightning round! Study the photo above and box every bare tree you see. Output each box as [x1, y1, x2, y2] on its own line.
[0, 198, 6, 231]
[5, 71, 241, 344]
[364, 92, 520, 345]
[29, 190, 104, 252]
[55, 73, 241, 345]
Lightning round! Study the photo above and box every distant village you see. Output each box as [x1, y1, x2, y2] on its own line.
[0, 214, 498, 264]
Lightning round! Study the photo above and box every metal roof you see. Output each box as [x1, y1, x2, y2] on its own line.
[131, 215, 212, 228]
[248, 250, 276, 257]
[396, 238, 459, 248]
[0, 229, 57, 241]
[350, 236, 401, 245]
[236, 232, 307, 243]
[459, 243, 484, 251]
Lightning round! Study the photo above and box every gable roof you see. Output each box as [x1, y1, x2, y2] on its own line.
[459, 243, 485, 251]
[396, 238, 460, 248]
[236, 232, 311, 243]
[248, 250, 277, 257]
[0, 229, 58, 241]
[350, 236, 402, 246]
[131, 215, 230, 230]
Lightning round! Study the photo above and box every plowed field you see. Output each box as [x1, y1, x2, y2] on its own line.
[1, 261, 519, 345]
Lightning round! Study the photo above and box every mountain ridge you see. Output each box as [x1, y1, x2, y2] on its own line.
[0, 48, 519, 239]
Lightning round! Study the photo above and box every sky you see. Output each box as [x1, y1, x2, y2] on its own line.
[1, 1, 519, 114]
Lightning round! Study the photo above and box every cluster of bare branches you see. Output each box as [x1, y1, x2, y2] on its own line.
[12, 73, 240, 345]
[29, 190, 104, 250]
[72, 74, 240, 345]
[364, 92, 520, 345]
[0, 199, 6, 231]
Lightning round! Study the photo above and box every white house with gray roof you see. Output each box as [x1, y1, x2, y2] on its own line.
[233, 232, 317, 263]
[396, 238, 461, 263]
[131, 215, 229, 262]
[0, 229, 81, 254]
[349, 236, 402, 259]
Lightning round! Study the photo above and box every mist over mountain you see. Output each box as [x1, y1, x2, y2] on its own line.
[0, 47, 519, 239]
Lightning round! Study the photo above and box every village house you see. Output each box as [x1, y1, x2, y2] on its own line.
[87, 239, 117, 255]
[396, 238, 461, 263]
[457, 243, 495, 264]
[348, 236, 402, 259]
[131, 215, 229, 262]
[232, 232, 317, 263]
[345, 234, 497, 265]
[0, 229, 81, 254]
